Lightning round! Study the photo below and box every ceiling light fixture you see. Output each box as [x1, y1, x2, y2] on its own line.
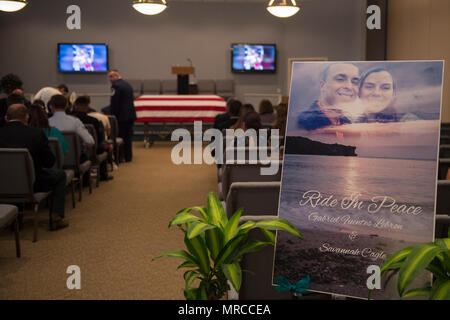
[132, 0, 167, 15]
[0, 0, 27, 12]
[267, 0, 300, 18]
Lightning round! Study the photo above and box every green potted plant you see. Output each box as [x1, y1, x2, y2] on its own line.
[372, 227, 450, 300]
[153, 192, 302, 300]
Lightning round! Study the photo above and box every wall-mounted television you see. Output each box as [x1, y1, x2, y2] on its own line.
[58, 43, 109, 73]
[231, 43, 276, 73]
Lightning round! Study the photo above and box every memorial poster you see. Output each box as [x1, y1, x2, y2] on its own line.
[273, 61, 444, 299]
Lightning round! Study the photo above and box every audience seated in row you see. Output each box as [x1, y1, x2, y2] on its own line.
[258, 99, 276, 126]
[0, 104, 68, 230]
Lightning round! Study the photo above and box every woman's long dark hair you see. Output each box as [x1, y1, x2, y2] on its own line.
[28, 103, 50, 129]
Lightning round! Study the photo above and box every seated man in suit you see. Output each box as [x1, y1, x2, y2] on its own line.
[0, 104, 69, 230]
[213, 98, 242, 131]
[72, 96, 111, 181]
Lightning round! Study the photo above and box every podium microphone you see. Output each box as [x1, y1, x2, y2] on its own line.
[187, 58, 193, 67]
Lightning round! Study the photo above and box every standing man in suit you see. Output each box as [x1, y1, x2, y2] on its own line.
[0, 104, 68, 230]
[107, 69, 137, 162]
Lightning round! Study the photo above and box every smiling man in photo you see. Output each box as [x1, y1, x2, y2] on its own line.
[297, 63, 360, 131]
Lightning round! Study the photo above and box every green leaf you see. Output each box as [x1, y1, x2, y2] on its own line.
[206, 192, 228, 229]
[152, 250, 198, 266]
[184, 270, 200, 290]
[434, 238, 450, 272]
[222, 262, 242, 292]
[184, 288, 197, 300]
[187, 221, 216, 239]
[205, 228, 223, 261]
[233, 240, 271, 261]
[254, 218, 302, 238]
[398, 243, 445, 297]
[425, 260, 448, 279]
[197, 282, 208, 300]
[177, 261, 198, 269]
[237, 221, 256, 235]
[215, 234, 247, 266]
[381, 246, 414, 277]
[401, 287, 432, 299]
[223, 207, 243, 243]
[261, 229, 275, 245]
[184, 234, 211, 275]
[429, 279, 450, 300]
[169, 212, 202, 228]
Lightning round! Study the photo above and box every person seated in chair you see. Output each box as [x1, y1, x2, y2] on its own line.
[0, 104, 69, 230]
[72, 96, 112, 181]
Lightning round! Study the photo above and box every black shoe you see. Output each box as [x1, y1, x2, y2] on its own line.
[50, 217, 69, 231]
[100, 176, 114, 181]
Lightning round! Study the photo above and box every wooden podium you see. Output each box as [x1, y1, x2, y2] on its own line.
[172, 66, 195, 95]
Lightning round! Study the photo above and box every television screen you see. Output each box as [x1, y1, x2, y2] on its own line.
[231, 44, 276, 73]
[58, 43, 108, 73]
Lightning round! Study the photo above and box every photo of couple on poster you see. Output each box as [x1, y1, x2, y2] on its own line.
[274, 61, 444, 299]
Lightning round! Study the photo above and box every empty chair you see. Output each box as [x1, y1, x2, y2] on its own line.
[127, 79, 142, 97]
[107, 115, 124, 165]
[226, 182, 280, 218]
[436, 180, 450, 215]
[161, 80, 178, 94]
[0, 148, 52, 242]
[0, 204, 21, 257]
[142, 80, 161, 95]
[48, 138, 76, 208]
[196, 80, 216, 94]
[61, 132, 92, 201]
[435, 214, 450, 238]
[215, 79, 234, 99]
[219, 160, 282, 200]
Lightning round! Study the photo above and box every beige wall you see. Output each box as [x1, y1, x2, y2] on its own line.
[387, 0, 450, 121]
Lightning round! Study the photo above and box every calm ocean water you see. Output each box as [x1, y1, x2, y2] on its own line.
[279, 154, 437, 242]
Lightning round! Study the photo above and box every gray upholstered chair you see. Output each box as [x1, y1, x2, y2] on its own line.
[107, 115, 124, 165]
[215, 80, 234, 99]
[197, 80, 216, 94]
[161, 79, 178, 94]
[48, 138, 76, 208]
[0, 148, 52, 242]
[225, 182, 280, 219]
[61, 132, 92, 201]
[127, 79, 142, 97]
[0, 204, 21, 257]
[84, 124, 108, 188]
[219, 160, 282, 200]
[142, 80, 161, 95]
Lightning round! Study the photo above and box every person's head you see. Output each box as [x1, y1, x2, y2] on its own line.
[228, 99, 242, 117]
[7, 93, 26, 107]
[5, 104, 29, 124]
[28, 103, 49, 129]
[243, 111, 262, 131]
[320, 63, 360, 107]
[108, 69, 121, 84]
[48, 94, 67, 112]
[74, 95, 91, 113]
[0, 73, 23, 95]
[275, 103, 288, 134]
[231, 103, 255, 129]
[57, 84, 69, 96]
[359, 68, 395, 113]
[33, 99, 46, 108]
[259, 99, 273, 115]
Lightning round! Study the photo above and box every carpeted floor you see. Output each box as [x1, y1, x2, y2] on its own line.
[0, 141, 218, 299]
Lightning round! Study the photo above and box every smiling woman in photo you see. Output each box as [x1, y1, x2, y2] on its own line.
[359, 68, 398, 123]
